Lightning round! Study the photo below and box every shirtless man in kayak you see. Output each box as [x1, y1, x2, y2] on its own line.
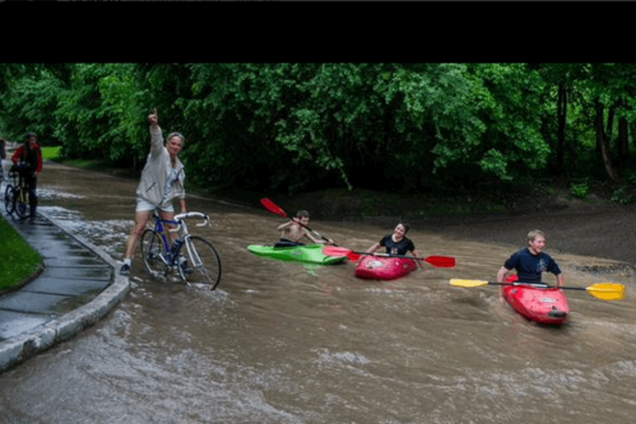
[496, 229, 564, 301]
[276, 210, 335, 247]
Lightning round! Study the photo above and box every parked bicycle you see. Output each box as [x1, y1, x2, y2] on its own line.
[140, 211, 222, 290]
[3, 165, 32, 220]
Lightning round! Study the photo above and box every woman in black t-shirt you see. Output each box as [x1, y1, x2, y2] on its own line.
[365, 221, 421, 257]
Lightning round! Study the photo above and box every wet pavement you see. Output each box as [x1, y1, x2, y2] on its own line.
[0, 208, 128, 372]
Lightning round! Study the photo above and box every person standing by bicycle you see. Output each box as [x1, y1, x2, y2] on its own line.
[11, 132, 43, 221]
[0, 137, 6, 182]
[120, 109, 187, 276]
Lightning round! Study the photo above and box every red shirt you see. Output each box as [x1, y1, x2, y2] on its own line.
[11, 143, 43, 174]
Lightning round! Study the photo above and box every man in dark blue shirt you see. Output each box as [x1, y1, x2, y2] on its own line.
[496, 229, 564, 301]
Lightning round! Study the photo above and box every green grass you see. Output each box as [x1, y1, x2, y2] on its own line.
[40, 146, 62, 161]
[0, 215, 43, 292]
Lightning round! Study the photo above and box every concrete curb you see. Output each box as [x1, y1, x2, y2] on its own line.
[0, 210, 129, 372]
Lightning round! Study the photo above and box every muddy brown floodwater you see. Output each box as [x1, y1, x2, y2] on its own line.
[1, 163, 635, 424]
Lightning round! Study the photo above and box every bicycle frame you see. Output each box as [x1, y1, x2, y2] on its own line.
[148, 212, 182, 265]
[7, 170, 18, 187]
[140, 210, 220, 288]
[147, 210, 209, 267]
[5, 169, 31, 219]
[17, 174, 28, 204]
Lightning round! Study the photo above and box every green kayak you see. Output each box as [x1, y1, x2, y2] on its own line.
[248, 244, 347, 265]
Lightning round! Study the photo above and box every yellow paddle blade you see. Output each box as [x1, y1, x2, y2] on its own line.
[586, 283, 626, 301]
[450, 279, 490, 288]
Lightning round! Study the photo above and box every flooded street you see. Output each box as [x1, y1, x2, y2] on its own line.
[1, 163, 635, 423]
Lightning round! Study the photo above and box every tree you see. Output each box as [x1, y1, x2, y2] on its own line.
[1, 67, 64, 144]
[3, 62, 635, 198]
[56, 63, 149, 164]
[580, 63, 636, 183]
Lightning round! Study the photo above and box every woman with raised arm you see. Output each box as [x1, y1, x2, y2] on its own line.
[120, 109, 187, 276]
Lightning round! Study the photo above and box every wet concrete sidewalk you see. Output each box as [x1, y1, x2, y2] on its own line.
[0, 208, 129, 372]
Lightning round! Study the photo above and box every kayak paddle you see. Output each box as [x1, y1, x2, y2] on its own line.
[449, 279, 626, 301]
[260, 198, 335, 245]
[324, 246, 456, 268]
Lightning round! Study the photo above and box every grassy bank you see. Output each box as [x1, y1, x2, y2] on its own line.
[42, 147, 142, 179]
[0, 215, 43, 292]
[41, 146, 62, 161]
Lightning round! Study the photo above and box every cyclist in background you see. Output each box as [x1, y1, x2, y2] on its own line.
[11, 132, 43, 221]
[0, 137, 6, 182]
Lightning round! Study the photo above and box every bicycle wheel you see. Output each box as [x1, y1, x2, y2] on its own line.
[15, 186, 30, 220]
[141, 229, 169, 278]
[4, 185, 16, 215]
[181, 236, 222, 289]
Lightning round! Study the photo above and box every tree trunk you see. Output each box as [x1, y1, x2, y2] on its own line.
[541, 114, 555, 171]
[594, 99, 620, 182]
[618, 116, 629, 170]
[616, 97, 630, 171]
[556, 83, 567, 171]
[606, 103, 616, 144]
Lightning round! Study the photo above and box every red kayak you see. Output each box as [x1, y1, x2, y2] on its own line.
[502, 275, 569, 325]
[355, 255, 417, 280]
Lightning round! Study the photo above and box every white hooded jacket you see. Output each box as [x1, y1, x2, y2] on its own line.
[135, 125, 185, 208]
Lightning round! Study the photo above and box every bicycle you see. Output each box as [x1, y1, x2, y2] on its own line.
[140, 210, 222, 290]
[3, 165, 32, 220]
[4, 171, 16, 215]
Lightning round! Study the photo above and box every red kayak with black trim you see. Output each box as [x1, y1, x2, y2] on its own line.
[502, 275, 570, 325]
[355, 255, 417, 281]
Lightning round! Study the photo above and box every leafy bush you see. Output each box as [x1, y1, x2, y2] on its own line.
[570, 181, 590, 199]
[611, 186, 634, 204]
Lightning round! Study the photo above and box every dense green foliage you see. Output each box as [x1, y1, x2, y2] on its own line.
[0, 215, 43, 291]
[1, 63, 635, 198]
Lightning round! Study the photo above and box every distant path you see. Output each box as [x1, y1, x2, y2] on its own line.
[424, 201, 636, 266]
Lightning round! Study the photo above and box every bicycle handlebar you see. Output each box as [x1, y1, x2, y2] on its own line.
[170, 211, 210, 233]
